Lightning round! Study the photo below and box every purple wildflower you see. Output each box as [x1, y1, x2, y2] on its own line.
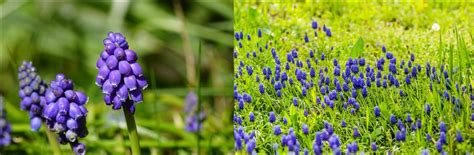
[97, 32, 148, 114]
[18, 61, 48, 131]
[42, 74, 88, 155]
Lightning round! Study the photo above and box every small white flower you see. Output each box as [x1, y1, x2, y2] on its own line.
[432, 23, 440, 31]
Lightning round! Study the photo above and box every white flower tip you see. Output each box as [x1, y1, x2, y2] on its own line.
[431, 23, 440, 31]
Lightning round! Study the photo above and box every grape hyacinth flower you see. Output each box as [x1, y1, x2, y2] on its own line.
[18, 61, 48, 131]
[406, 113, 412, 123]
[185, 112, 206, 132]
[0, 96, 11, 146]
[96, 32, 148, 113]
[249, 112, 255, 122]
[456, 130, 463, 143]
[425, 103, 431, 115]
[97, 32, 146, 154]
[422, 149, 429, 155]
[374, 106, 380, 117]
[371, 142, 377, 151]
[269, 112, 276, 123]
[353, 127, 360, 138]
[274, 125, 281, 136]
[440, 122, 447, 133]
[302, 124, 309, 135]
[42, 74, 88, 155]
[328, 134, 341, 149]
[312, 20, 318, 29]
[184, 92, 206, 132]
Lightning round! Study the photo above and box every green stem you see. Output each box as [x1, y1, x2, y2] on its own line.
[44, 124, 61, 155]
[123, 107, 141, 155]
[196, 40, 202, 154]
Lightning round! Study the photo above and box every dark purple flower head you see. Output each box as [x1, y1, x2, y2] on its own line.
[348, 141, 358, 153]
[71, 142, 86, 155]
[0, 97, 12, 146]
[406, 113, 412, 123]
[456, 130, 463, 143]
[274, 125, 281, 136]
[329, 90, 337, 100]
[328, 134, 340, 149]
[293, 97, 298, 107]
[362, 86, 368, 98]
[312, 20, 318, 29]
[395, 130, 406, 141]
[302, 124, 309, 135]
[325, 28, 332, 37]
[269, 112, 276, 123]
[416, 119, 422, 129]
[238, 99, 244, 110]
[304, 33, 309, 43]
[353, 127, 360, 138]
[359, 58, 365, 66]
[436, 140, 443, 152]
[246, 139, 256, 153]
[18, 61, 48, 131]
[439, 132, 447, 144]
[233, 114, 242, 125]
[440, 122, 446, 133]
[386, 52, 393, 59]
[374, 106, 380, 117]
[97, 32, 147, 114]
[243, 93, 252, 103]
[341, 120, 346, 127]
[390, 114, 396, 124]
[42, 74, 88, 154]
[249, 112, 255, 122]
[421, 149, 429, 155]
[184, 92, 197, 113]
[371, 142, 377, 151]
[258, 28, 262, 38]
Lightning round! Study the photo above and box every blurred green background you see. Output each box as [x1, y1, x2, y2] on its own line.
[0, 0, 233, 154]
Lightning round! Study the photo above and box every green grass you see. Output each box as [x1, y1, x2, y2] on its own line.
[233, 1, 473, 154]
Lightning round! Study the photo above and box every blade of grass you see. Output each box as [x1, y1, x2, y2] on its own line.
[196, 40, 202, 154]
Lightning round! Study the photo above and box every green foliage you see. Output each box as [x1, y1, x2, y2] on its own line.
[0, 1, 233, 154]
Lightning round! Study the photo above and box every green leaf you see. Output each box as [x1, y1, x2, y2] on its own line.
[351, 37, 364, 58]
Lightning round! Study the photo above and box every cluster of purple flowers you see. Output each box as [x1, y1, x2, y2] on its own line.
[96, 32, 148, 114]
[233, 18, 474, 153]
[183, 92, 206, 132]
[312, 122, 342, 155]
[0, 96, 11, 146]
[234, 126, 256, 153]
[18, 61, 48, 131]
[42, 74, 88, 155]
[281, 128, 301, 153]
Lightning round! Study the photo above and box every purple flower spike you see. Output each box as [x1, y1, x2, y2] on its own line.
[96, 32, 147, 113]
[18, 61, 48, 131]
[0, 97, 12, 146]
[42, 74, 89, 154]
[71, 142, 86, 155]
